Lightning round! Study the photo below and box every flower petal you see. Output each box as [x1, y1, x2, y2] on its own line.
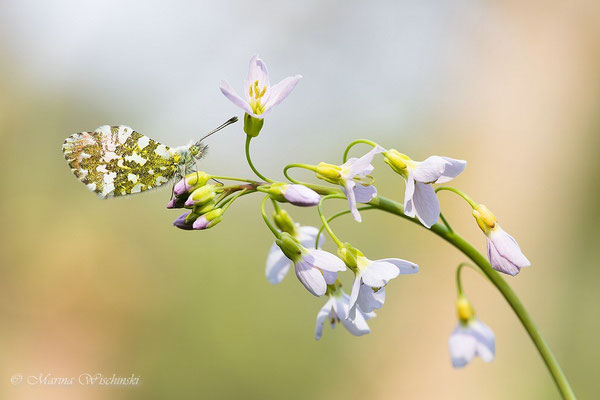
[347, 275, 362, 321]
[361, 261, 400, 287]
[470, 319, 495, 362]
[263, 75, 302, 111]
[377, 258, 419, 274]
[356, 285, 385, 313]
[283, 184, 320, 207]
[294, 259, 327, 297]
[490, 227, 531, 268]
[245, 54, 270, 98]
[306, 249, 346, 272]
[219, 80, 253, 114]
[403, 172, 416, 218]
[297, 225, 324, 249]
[344, 181, 362, 222]
[344, 145, 385, 178]
[315, 298, 334, 340]
[412, 182, 440, 228]
[265, 242, 291, 284]
[321, 269, 338, 285]
[353, 184, 377, 203]
[413, 156, 448, 183]
[436, 157, 466, 183]
[341, 306, 372, 337]
[449, 324, 477, 368]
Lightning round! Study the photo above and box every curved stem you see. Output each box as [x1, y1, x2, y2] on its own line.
[260, 196, 280, 238]
[245, 135, 274, 183]
[283, 163, 318, 185]
[317, 195, 346, 248]
[436, 186, 478, 209]
[343, 139, 378, 163]
[439, 212, 454, 233]
[368, 195, 575, 399]
[210, 175, 261, 184]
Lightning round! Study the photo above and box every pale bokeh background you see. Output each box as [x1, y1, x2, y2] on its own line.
[1, 1, 599, 399]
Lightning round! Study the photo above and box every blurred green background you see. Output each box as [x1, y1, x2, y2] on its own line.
[1, 1, 599, 399]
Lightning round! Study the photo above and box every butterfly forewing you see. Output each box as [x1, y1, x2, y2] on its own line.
[62, 125, 179, 198]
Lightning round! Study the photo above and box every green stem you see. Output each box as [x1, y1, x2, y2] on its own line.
[283, 163, 318, 185]
[245, 135, 274, 183]
[260, 196, 280, 238]
[439, 212, 454, 233]
[210, 175, 260, 184]
[436, 186, 479, 209]
[368, 195, 575, 400]
[317, 195, 346, 248]
[343, 139, 378, 163]
[220, 189, 248, 212]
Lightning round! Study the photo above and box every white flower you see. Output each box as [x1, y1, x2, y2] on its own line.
[266, 225, 323, 284]
[272, 232, 346, 297]
[348, 256, 418, 320]
[315, 289, 374, 340]
[449, 319, 495, 368]
[316, 146, 385, 222]
[384, 150, 466, 228]
[220, 54, 302, 119]
[473, 205, 530, 276]
[404, 156, 466, 228]
[487, 226, 530, 276]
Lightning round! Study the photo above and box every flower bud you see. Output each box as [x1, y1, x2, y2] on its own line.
[472, 205, 497, 235]
[273, 209, 297, 235]
[184, 184, 218, 207]
[193, 199, 217, 215]
[315, 162, 342, 184]
[260, 183, 321, 207]
[173, 172, 211, 196]
[383, 149, 410, 176]
[244, 113, 264, 137]
[337, 243, 364, 271]
[173, 211, 197, 230]
[456, 296, 475, 324]
[192, 209, 224, 230]
[276, 232, 303, 261]
[167, 196, 187, 209]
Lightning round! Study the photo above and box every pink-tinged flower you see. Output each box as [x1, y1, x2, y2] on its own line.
[316, 146, 385, 222]
[315, 288, 374, 340]
[384, 150, 466, 228]
[220, 55, 302, 119]
[473, 205, 530, 276]
[449, 319, 495, 368]
[275, 233, 346, 297]
[283, 184, 320, 207]
[347, 255, 418, 320]
[266, 225, 324, 284]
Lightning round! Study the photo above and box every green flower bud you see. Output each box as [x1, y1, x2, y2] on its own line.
[276, 232, 303, 261]
[315, 162, 342, 184]
[193, 199, 217, 215]
[173, 171, 211, 195]
[337, 242, 364, 271]
[273, 209, 297, 236]
[383, 149, 410, 177]
[185, 184, 217, 207]
[244, 113, 264, 137]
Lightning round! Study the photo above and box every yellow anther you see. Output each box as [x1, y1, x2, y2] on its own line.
[472, 205, 497, 235]
[258, 85, 267, 98]
[457, 296, 475, 323]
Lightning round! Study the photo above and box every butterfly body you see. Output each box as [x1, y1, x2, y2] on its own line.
[63, 125, 206, 198]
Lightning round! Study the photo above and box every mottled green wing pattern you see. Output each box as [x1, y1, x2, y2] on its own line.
[62, 125, 180, 198]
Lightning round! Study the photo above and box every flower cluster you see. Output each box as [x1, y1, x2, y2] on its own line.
[166, 55, 533, 371]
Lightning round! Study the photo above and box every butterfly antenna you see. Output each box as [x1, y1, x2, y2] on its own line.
[195, 116, 238, 145]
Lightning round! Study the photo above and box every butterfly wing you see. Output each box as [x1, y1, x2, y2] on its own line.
[62, 125, 179, 198]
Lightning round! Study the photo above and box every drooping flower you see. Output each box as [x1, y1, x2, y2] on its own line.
[337, 245, 418, 320]
[274, 233, 346, 296]
[266, 224, 324, 284]
[448, 296, 495, 368]
[473, 205, 530, 276]
[383, 150, 466, 228]
[315, 286, 374, 340]
[220, 55, 302, 120]
[316, 146, 385, 222]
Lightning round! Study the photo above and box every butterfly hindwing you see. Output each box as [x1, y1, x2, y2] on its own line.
[62, 125, 179, 198]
